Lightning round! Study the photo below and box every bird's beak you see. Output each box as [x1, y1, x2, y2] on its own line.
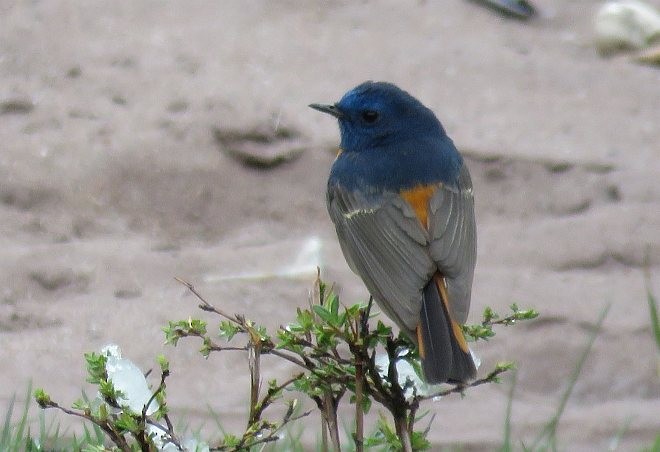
[309, 103, 344, 119]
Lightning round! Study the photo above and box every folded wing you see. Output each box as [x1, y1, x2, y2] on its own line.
[327, 187, 434, 335]
[326, 163, 476, 335]
[428, 164, 477, 324]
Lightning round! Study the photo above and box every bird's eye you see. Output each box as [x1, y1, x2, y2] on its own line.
[361, 110, 379, 124]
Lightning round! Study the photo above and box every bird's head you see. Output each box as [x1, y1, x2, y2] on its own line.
[310, 81, 446, 153]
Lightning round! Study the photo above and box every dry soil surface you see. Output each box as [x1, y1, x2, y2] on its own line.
[1, 1, 659, 450]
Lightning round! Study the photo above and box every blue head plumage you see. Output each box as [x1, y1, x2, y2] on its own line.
[311, 81, 463, 191]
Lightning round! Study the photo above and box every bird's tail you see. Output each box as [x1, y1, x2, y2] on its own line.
[417, 274, 476, 384]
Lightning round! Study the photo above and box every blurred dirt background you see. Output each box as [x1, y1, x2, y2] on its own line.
[1, 1, 659, 450]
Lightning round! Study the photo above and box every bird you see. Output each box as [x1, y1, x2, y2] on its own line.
[310, 81, 477, 384]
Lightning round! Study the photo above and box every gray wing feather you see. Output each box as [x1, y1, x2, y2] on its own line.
[328, 189, 434, 332]
[429, 164, 477, 324]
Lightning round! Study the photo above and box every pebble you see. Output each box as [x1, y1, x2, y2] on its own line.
[0, 97, 34, 115]
[214, 125, 306, 168]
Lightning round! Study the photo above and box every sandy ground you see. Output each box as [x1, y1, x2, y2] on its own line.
[1, 1, 659, 450]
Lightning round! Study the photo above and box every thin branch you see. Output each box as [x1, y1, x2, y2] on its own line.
[323, 393, 341, 452]
[384, 338, 413, 452]
[175, 277, 238, 324]
[361, 296, 374, 333]
[394, 415, 413, 452]
[176, 277, 313, 369]
[250, 373, 305, 424]
[247, 341, 262, 428]
[281, 335, 352, 366]
[419, 365, 511, 401]
[363, 349, 391, 408]
[228, 410, 312, 451]
[353, 345, 365, 452]
[266, 348, 308, 368]
[39, 401, 131, 451]
[352, 298, 373, 452]
[140, 369, 182, 451]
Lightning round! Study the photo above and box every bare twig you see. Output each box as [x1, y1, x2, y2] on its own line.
[247, 339, 262, 428]
[352, 298, 373, 452]
[39, 401, 131, 451]
[175, 277, 238, 322]
[419, 365, 511, 401]
[249, 373, 304, 425]
[140, 369, 182, 451]
[354, 357, 364, 452]
[384, 338, 413, 452]
[324, 393, 341, 452]
[175, 277, 309, 368]
[394, 415, 413, 452]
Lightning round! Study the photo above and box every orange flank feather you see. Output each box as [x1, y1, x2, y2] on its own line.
[400, 184, 439, 229]
[434, 274, 470, 353]
[416, 325, 426, 358]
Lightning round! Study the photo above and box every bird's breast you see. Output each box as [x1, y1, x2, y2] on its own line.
[328, 144, 460, 195]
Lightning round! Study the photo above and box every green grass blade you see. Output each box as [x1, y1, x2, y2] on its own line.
[499, 370, 517, 452]
[16, 382, 33, 448]
[642, 434, 660, 452]
[1, 394, 16, 448]
[645, 280, 660, 352]
[1, 382, 36, 450]
[606, 416, 633, 451]
[531, 303, 610, 451]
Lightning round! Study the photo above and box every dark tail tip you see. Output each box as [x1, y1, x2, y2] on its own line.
[419, 279, 476, 384]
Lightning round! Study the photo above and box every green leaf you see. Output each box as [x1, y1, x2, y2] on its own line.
[336, 311, 347, 328]
[98, 403, 108, 421]
[84, 352, 108, 384]
[98, 379, 120, 403]
[163, 319, 208, 346]
[328, 293, 339, 316]
[156, 354, 170, 374]
[72, 398, 89, 411]
[82, 445, 107, 452]
[33, 388, 51, 408]
[365, 416, 401, 449]
[511, 304, 539, 321]
[496, 361, 516, 372]
[375, 320, 393, 338]
[219, 321, 240, 341]
[200, 337, 214, 358]
[463, 324, 495, 341]
[295, 308, 314, 331]
[483, 306, 498, 323]
[115, 411, 139, 434]
[410, 429, 431, 450]
[312, 305, 333, 323]
[221, 433, 240, 447]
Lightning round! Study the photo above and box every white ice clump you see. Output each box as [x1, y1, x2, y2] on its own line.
[177, 437, 210, 452]
[374, 352, 436, 399]
[100, 344, 159, 415]
[375, 346, 481, 400]
[148, 424, 170, 450]
[101, 343, 122, 359]
[470, 347, 482, 370]
[595, 0, 660, 54]
[149, 424, 209, 452]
